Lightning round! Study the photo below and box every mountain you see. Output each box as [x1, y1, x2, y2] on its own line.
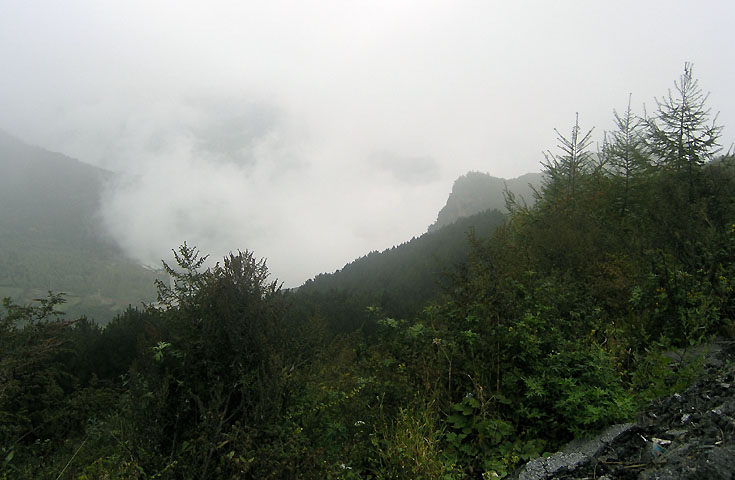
[293, 170, 543, 332]
[428, 171, 542, 232]
[0, 130, 162, 322]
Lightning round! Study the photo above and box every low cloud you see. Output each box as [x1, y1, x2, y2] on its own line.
[2, 1, 733, 286]
[93, 94, 445, 286]
[372, 151, 441, 185]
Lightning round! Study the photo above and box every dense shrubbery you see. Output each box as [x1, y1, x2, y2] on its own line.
[2, 64, 734, 478]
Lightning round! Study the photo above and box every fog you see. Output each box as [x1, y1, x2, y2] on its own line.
[1, 1, 733, 286]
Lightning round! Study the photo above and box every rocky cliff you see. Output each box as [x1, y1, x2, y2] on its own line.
[428, 171, 542, 232]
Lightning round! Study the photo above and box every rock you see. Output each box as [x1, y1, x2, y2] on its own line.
[694, 445, 735, 480]
[512, 423, 636, 480]
[514, 452, 588, 480]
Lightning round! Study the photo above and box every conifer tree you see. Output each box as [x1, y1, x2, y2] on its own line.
[645, 62, 723, 201]
[541, 113, 595, 203]
[603, 94, 648, 216]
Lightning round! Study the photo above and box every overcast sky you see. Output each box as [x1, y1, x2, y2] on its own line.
[1, 1, 733, 286]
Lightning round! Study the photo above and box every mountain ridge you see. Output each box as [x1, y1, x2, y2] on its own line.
[428, 171, 542, 232]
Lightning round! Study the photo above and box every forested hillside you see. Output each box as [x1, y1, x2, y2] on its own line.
[0, 131, 162, 321]
[2, 64, 734, 479]
[293, 208, 506, 332]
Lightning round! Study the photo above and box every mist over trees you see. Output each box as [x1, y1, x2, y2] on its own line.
[0, 131, 162, 321]
[2, 64, 735, 479]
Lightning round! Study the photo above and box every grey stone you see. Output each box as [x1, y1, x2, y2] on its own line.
[515, 452, 588, 480]
[694, 445, 735, 480]
[512, 423, 636, 480]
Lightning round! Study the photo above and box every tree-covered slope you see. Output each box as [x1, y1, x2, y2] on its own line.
[0, 130, 162, 322]
[293, 207, 507, 330]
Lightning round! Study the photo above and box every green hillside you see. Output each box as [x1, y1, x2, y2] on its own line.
[293, 208, 507, 331]
[0, 130, 162, 321]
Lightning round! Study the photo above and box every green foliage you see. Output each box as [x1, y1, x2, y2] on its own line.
[645, 62, 724, 201]
[628, 337, 705, 404]
[541, 113, 596, 203]
[0, 294, 123, 479]
[445, 394, 516, 469]
[628, 251, 724, 346]
[4, 65, 735, 479]
[519, 349, 635, 436]
[115, 244, 300, 478]
[0, 293, 73, 447]
[601, 93, 650, 217]
[294, 208, 508, 333]
[370, 402, 461, 480]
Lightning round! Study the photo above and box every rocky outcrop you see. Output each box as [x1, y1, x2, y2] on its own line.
[514, 423, 637, 480]
[428, 171, 542, 232]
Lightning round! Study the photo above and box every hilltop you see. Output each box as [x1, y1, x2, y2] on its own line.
[428, 171, 542, 232]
